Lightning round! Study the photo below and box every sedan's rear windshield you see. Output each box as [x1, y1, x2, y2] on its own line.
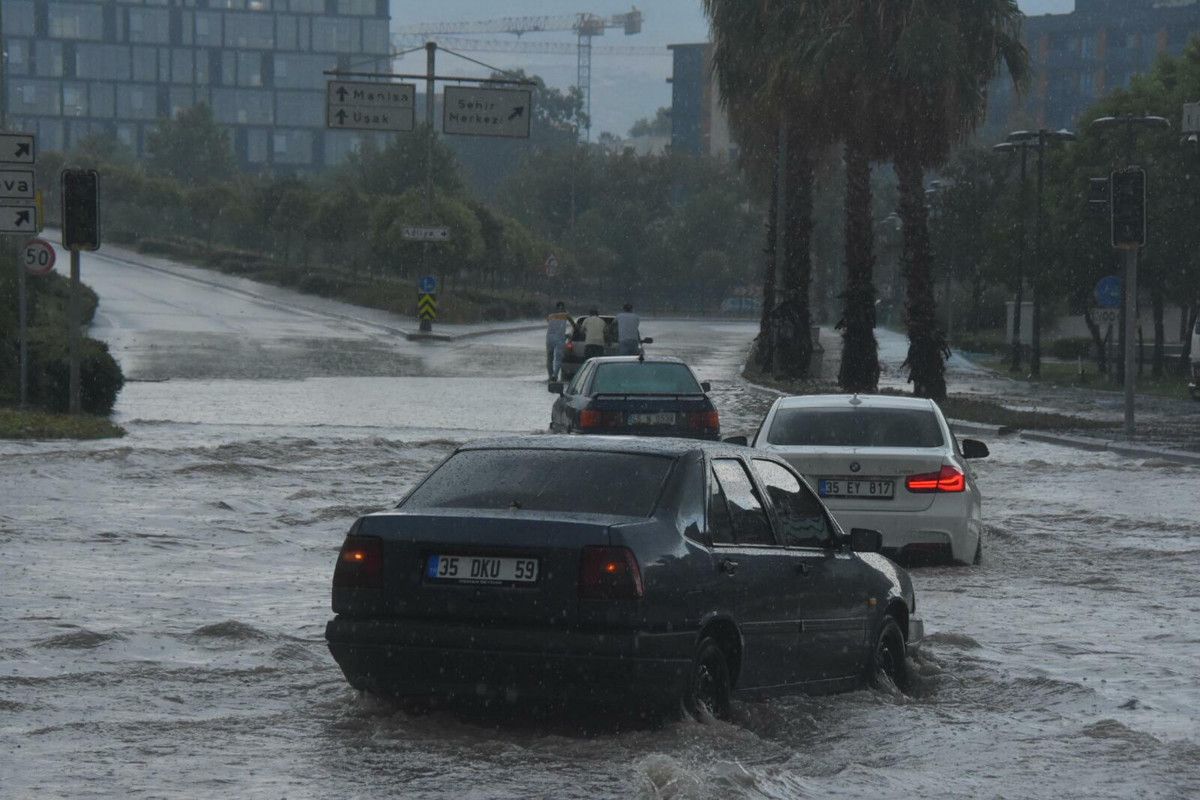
[402, 449, 674, 516]
[767, 407, 944, 448]
[592, 363, 702, 395]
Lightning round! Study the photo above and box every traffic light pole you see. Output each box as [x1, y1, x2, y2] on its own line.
[420, 42, 435, 333]
[1122, 246, 1137, 438]
[68, 248, 81, 414]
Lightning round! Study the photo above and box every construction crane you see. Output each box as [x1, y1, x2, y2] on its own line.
[393, 8, 646, 139]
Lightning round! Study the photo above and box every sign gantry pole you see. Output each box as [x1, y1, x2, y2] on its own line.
[421, 42, 437, 333]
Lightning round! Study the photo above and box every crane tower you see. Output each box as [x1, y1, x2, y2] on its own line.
[393, 7, 644, 140]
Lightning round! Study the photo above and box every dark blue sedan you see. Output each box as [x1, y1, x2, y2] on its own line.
[325, 436, 924, 719]
[548, 356, 720, 440]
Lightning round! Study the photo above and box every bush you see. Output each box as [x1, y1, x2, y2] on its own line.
[953, 332, 1009, 356]
[1047, 337, 1093, 360]
[27, 336, 125, 415]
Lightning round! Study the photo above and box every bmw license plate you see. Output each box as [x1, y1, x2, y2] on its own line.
[426, 555, 539, 585]
[818, 478, 895, 499]
[628, 412, 675, 426]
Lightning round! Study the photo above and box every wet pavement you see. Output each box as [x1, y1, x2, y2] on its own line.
[1, 249, 1198, 798]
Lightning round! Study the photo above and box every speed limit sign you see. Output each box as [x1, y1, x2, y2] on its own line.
[22, 238, 56, 276]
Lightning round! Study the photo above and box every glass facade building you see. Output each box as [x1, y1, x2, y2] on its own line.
[0, 0, 391, 170]
[985, 0, 1200, 135]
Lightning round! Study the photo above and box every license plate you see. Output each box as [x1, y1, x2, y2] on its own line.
[628, 412, 676, 426]
[818, 478, 895, 499]
[426, 555, 539, 585]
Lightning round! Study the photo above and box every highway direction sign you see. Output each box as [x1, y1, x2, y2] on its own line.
[0, 133, 36, 165]
[326, 80, 416, 132]
[0, 204, 38, 234]
[443, 86, 532, 139]
[0, 169, 36, 201]
[403, 226, 450, 242]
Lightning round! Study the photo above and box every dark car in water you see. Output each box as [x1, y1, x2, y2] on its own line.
[325, 436, 923, 719]
[547, 356, 721, 440]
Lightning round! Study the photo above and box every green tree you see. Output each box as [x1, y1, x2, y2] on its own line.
[629, 107, 672, 138]
[186, 184, 240, 250]
[145, 104, 236, 187]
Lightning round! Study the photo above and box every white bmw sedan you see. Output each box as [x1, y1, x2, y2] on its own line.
[751, 395, 988, 565]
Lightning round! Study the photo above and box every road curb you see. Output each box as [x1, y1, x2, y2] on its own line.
[405, 323, 544, 342]
[1016, 430, 1200, 465]
[947, 419, 1012, 437]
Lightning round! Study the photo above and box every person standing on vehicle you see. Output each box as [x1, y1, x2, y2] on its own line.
[545, 301, 572, 381]
[615, 303, 641, 356]
[581, 308, 607, 361]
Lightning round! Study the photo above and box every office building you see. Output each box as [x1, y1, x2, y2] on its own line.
[986, 0, 1200, 134]
[667, 43, 734, 160]
[0, 0, 391, 171]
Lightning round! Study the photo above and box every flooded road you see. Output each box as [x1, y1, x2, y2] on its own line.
[2, 248, 1198, 798]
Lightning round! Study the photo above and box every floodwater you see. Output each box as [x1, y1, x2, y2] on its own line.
[1, 248, 1197, 798]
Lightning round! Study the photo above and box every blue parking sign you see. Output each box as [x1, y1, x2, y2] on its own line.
[1095, 276, 1122, 309]
[419, 275, 437, 294]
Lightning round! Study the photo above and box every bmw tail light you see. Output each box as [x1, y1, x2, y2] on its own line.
[333, 535, 383, 588]
[906, 465, 966, 493]
[687, 410, 720, 432]
[578, 546, 644, 601]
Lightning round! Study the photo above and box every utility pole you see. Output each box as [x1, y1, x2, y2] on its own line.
[1091, 114, 1171, 438]
[993, 141, 1030, 372]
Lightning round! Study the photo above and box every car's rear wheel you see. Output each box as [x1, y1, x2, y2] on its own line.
[684, 637, 731, 721]
[869, 617, 909, 692]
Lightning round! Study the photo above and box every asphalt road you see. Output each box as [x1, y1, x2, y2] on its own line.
[1, 245, 1196, 799]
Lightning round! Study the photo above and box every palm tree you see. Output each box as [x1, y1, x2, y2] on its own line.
[882, 0, 1028, 399]
[705, 0, 823, 379]
[803, 2, 891, 392]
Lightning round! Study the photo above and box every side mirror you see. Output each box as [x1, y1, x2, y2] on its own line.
[849, 528, 883, 553]
[701, 381, 712, 392]
[962, 438, 990, 460]
[722, 435, 749, 446]
[547, 382, 564, 395]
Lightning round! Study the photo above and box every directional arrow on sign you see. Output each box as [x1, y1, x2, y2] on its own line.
[0, 133, 36, 165]
[0, 203, 38, 233]
[508, 106, 525, 121]
[336, 86, 349, 102]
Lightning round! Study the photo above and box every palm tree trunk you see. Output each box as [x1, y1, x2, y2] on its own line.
[756, 155, 779, 372]
[838, 137, 880, 392]
[896, 155, 948, 400]
[774, 128, 814, 379]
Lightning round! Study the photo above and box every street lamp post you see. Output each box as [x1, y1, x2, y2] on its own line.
[996, 129, 1076, 378]
[993, 140, 1031, 373]
[1090, 114, 1171, 439]
[925, 181, 954, 345]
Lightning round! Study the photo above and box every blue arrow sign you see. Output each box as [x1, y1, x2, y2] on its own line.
[1095, 275, 1122, 309]
[419, 275, 437, 294]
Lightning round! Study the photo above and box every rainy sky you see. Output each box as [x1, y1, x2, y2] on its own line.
[391, 0, 1077, 135]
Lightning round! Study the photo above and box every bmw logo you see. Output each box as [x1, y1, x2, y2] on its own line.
[849, 462, 862, 473]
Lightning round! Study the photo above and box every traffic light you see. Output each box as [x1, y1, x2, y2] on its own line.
[1110, 168, 1146, 249]
[61, 168, 100, 251]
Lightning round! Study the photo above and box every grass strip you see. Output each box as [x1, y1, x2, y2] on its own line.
[0, 407, 125, 440]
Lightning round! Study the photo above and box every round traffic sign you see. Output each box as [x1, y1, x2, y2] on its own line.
[1095, 275, 1122, 309]
[419, 275, 437, 293]
[22, 238, 56, 276]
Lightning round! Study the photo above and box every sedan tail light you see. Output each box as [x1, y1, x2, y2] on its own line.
[906, 465, 966, 493]
[686, 409, 720, 433]
[578, 546, 644, 601]
[333, 535, 383, 588]
[579, 410, 624, 429]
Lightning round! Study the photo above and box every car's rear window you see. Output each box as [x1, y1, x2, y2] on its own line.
[591, 363, 702, 395]
[402, 449, 674, 516]
[767, 407, 944, 448]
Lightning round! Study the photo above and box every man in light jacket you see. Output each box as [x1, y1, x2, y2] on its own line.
[615, 303, 641, 356]
[545, 301, 572, 381]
